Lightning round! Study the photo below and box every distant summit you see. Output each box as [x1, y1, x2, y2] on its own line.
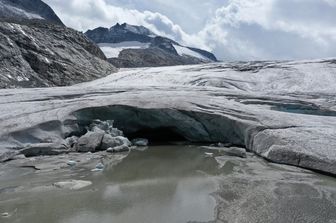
[85, 23, 218, 68]
[0, 0, 64, 25]
[86, 23, 155, 44]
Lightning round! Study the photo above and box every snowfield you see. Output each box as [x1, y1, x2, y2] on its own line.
[1, 59, 336, 174]
[98, 42, 151, 58]
[173, 45, 210, 61]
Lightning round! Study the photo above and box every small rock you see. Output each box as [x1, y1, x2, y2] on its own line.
[67, 160, 76, 166]
[95, 162, 104, 170]
[106, 145, 130, 153]
[1, 209, 17, 218]
[205, 152, 214, 157]
[132, 138, 149, 146]
[91, 168, 103, 172]
[65, 136, 79, 150]
[221, 147, 247, 158]
[53, 180, 92, 190]
[1, 212, 9, 218]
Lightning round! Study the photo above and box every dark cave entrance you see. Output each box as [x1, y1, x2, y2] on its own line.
[125, 127, 187, 145]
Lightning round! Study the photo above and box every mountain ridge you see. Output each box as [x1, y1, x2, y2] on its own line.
[85, 23, 218, 68]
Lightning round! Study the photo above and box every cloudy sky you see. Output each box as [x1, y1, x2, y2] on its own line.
[44, 0, 336, 61]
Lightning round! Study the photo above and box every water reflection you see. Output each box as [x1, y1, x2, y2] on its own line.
[1, 146, 221, 223]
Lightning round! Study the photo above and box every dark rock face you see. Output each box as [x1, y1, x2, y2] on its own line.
[0, 20, 117, 88]
[108, 48, 206, 68]
[0, 0, 64, 25]
[85, 23, 154, 44]
[85, 23, 218, 68]
[150, 36, 179, 55]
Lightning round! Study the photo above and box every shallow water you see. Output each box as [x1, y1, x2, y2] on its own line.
[1, 145, 336, 223]
[0, 146, 222, 223]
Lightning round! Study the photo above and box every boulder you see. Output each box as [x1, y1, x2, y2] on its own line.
[100, 135, 131, 151]
[76, 131, 104, 152]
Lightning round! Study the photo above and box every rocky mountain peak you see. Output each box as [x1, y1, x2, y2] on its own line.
[85, 23, 218, 67]
[109, 22, 155, 36]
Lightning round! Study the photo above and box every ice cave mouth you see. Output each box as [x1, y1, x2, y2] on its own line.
[126, 127, 187, 144]
[72, 105, 248, 146]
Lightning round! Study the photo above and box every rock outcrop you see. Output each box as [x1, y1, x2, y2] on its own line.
[108, 48, 207, 68]
[0, 0, 117, 89]
[0, 20, 117, 88]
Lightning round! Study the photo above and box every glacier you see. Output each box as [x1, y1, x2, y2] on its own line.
[1, 59, 336, 175]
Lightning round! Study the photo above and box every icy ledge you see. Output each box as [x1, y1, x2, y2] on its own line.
[0, 59, 336, 175]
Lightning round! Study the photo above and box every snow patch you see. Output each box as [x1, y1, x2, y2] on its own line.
[173, 45, 209, 61]
[6, 36, 14, 47]
[44, 57, 51, 64]
[98, 42, 150, 58]
[13, 24, 27, 36]
[12, 24, 40, 49]
[16, 75, 29, 82]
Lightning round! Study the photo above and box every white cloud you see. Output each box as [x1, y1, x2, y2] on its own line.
[197, 0, 336, 60]
[45, 0, 336, 60]
[44, 0, 208, 50]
